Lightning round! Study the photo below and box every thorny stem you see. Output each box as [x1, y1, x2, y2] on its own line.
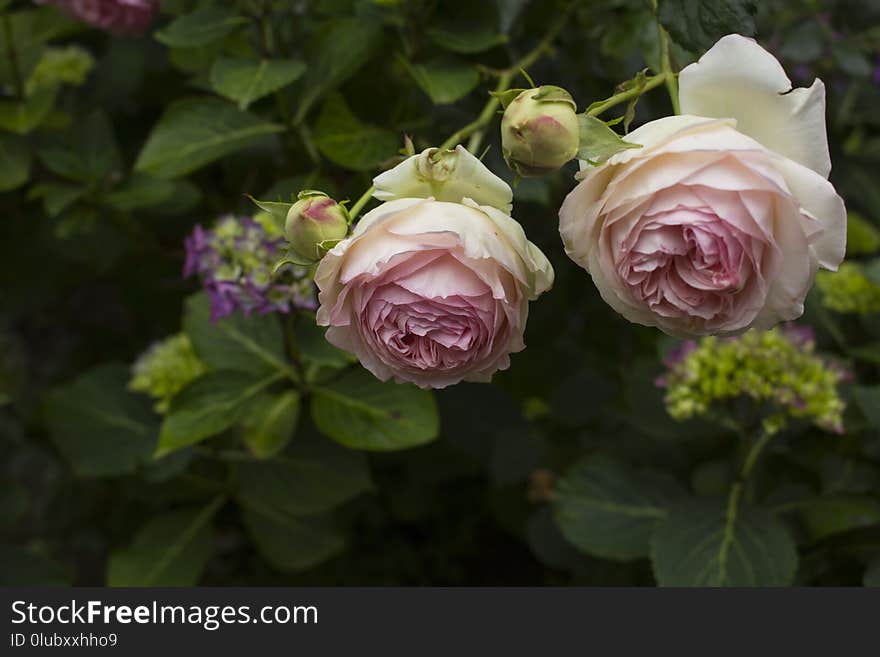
[650, 0, 680, 113]
[658, 26, 680, 113]
[585, 72, 670, 117]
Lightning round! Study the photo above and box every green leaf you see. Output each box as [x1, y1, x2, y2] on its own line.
[577, 114, 641, 165]
[247, 195, 291, 225]
[210, 57, 306, 110]
[850, 344, 880, 367]
[44, 364, 158, 476]
[241, 390, 300, 459]
[847, 211, 880, 256]
[402, 58, 480, 105]
[238, 429, 371, 515]
[0, 86, 57, 134]
[25, 45, 94, 95]
[157, 371, 274, 457]
[167, 41, 225, 75]
[0, 545, 70, 586]
[492, 87, 527, 109]
[28, 181, 85, 217]
[553, 455, 685, 560]
[36, 110, 121, 183]
[296, 315, 356, 369]
[242, 506, 345, 572]
[0, 134, 31, 192]
[313, 93, 399, 171]
[865, 558, 880, 587]
[154, 7, 249, 48]
[651, 500, 798, 586]
[134, 97, 283, 179]
[311, 369, 439, 451]
[853, 385, 880, 428]
[294, 18, 383, 124]
[182, 293, 291, 379]
[104, 173, 177, 211]
[107, 501, 221, 586]
[658, 0, 757, 53]
[427, 25, 507, 54]
[0, 7, 79, 87]
[799, 496, 880, 541]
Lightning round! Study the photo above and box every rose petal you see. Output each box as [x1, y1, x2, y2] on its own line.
[679, 34, 831, 177]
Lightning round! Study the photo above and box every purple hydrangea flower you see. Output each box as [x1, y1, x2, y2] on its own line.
[184, 215, 317, 322]
[781, 322, 816, 348]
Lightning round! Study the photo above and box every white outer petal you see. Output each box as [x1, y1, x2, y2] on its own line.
[771, 156, 847, 270]
[678, 33, 831, 178]
[372, 145, 513, 213]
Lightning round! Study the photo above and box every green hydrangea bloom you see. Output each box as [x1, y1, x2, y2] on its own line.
[26, 46, 94, 95]
[816, 262, 880, 314]
[129, 334, 206, 413]
[659, 326, 847, 434]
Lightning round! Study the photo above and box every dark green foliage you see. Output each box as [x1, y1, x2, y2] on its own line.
[1, 0, 879, 587]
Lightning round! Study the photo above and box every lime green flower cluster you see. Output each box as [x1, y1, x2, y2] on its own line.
[129, 334, 206, 413]
[659, 326, 847, 434]
[26, 46, 94, 95]
[816, 262, 880, 314]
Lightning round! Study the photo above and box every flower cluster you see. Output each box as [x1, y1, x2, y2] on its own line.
[184, 214, 316, 321]
[657, 325, 848, 434]
[35, 0, 160, 34]
[129, 334, 205, 413]
[816, 262, 880, 314]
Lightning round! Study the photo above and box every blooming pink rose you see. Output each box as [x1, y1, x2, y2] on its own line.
[559, 35, 846, 337]
[37, 0, 160, 34]
[315, 198, 553, 388]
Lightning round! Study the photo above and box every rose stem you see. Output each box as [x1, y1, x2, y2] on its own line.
[347, 9, 571, 222]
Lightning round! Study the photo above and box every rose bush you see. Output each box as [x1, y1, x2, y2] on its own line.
[5, 0, 880, 590]
[559, 35, 847, 337]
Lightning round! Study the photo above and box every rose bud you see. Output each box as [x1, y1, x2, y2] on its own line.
[285, 192, 349, 263]
[501, 85, 580, 177]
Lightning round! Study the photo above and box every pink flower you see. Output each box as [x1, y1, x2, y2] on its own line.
[37, 0, 159, 34]
[315, 198, 553, 389]
[559, 35, 846, 338]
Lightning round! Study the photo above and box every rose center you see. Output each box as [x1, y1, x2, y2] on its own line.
[622, 209, 747, 316]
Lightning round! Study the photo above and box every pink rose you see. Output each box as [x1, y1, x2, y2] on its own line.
[559, 35, 846, 337]
[37, 0, 160, 34]
[315, 198, 553, 389]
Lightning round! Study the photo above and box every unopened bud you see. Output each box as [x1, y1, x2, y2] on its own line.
[284, 192, 349, 263]
[501, 85, 579, 177]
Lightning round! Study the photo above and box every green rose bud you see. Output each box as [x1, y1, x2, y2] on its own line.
[284, 192, 349, 263]
[501, 85, 579, 177]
